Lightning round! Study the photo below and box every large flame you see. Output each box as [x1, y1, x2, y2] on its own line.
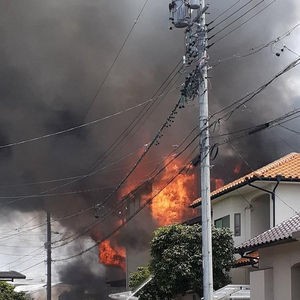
[151, 158, 196, 226]
[99, 240, 126, 271]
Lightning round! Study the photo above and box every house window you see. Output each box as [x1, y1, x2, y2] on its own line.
[214, 215, 230, 228]
[234, 213, 241, 236]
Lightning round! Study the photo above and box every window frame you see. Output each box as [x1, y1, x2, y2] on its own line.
[234, 213, 241, 236]
[214, 215, 230, 229]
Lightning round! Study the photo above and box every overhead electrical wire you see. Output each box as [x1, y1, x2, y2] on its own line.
[52, 154, 197, 262]
[0, 76, 186, 240]
[211, 23, 300, 67]
[228, 143, 299, 214]
[0, 86, 178, 151]
[2, 106, 299, 254]
[209, 0, 278, 47]
[210, 57, 300, 121]
[2, 57, 300, 241]
[51, 107, 300, 249]
[20, 260, 45, 273]
[279, 124, 300, 135]
[3, 55, 299, 245]
[53, 108, 297, 261]
[209, 0, 265, 39]
[207, 0, 244, 25]
[51, 131, 201, 248]
[84, 0, 150, 117]
[208, 0, 256, 31]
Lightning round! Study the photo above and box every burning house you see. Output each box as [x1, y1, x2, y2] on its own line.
[99, 157, 199, 290]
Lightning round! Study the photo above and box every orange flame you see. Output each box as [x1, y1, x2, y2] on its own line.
[233, 163, 242, 175]
[212, 178, 224, 190]
[151, 158, 196, 226]
[99, 240, 126, 271]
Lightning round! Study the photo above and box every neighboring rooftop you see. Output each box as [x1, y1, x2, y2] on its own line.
[236, 213, 300, 253]
[191, 152, 300, 207]
[0, 271, 26, 281]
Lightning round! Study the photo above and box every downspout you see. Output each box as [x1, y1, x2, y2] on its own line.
[248, 175, 282, 227]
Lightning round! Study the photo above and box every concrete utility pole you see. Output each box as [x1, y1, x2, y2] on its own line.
[169, 1, 213, 299]
[46, 211, 52, 300]
[198, 1, 213, 299]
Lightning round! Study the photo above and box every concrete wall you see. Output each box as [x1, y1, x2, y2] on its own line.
[250, 194, 270, 238]
[250, 268, 273, 300]
[230, 266, 251, 285]
[254, 241, 300, 300]
[291, 263, 300, 300]
[275, 183, 300, 225]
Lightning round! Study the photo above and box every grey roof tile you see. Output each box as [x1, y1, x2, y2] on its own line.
[236, 214, 300, 252]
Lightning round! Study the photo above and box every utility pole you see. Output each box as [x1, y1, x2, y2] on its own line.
[46, 211, 51, 300]
[169, 1, 213, 299]
[198, 1, 213, 299]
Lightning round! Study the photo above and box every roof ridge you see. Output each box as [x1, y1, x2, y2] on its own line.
[254, 152, 299, 176]
[191, 152, 300, 207]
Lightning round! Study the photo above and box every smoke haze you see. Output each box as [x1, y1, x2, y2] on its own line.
[0, 0, 300, 297]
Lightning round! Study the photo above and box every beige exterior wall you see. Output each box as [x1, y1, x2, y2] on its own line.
[275, 183, 300, 225]
[250, 268, 273, 300]
[250, 241, 300, 300]
[211, 182, 300, 247]
[211, 182, 300, 286]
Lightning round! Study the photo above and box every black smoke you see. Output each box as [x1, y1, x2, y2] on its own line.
[0, 0, 300, 297]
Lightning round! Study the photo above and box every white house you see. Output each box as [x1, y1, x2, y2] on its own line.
[236, 213, 300, 300]
[191, 152, 300, 283]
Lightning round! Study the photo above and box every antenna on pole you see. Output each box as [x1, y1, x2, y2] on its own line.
[168, 1, 213, 299]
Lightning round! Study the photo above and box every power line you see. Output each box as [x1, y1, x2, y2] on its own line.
[279, 124, 300, 135]
[209, 0, 265, 40]
[208, 0, 244, 25]
[52, 131, 201, 248]
[0, 88, 173, 151]
[210, 57, 300, 121]
[2, 58, 299, 242]
[84, 0, 150, 117]
[20, 260, 45, 273]
[52, 107, 300, 249]
[228, 143, 299, 215]
[208, 0, 256, 31]
[211, 23, 300, 67]
[209, 0, 277, 47]
[52, 155, 196, 262]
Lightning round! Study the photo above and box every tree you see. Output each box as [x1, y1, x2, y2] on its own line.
[129, 224, 234, 300]
[0, 281, 27, 300]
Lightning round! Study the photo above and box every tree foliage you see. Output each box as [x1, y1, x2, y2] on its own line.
[0, 281, 27, 300]
[129, 224, 234, 300]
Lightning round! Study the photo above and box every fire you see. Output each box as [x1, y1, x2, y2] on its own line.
[99, 240, 126, 271]
[212, 178, 224, 190]
[233, 163, 242, 175]
[151, 158, 196, 226]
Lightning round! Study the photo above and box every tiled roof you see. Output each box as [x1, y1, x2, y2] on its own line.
[191, 152, 300, 207]
[234, 251, 259, 267]
[236, 214, 300, 253]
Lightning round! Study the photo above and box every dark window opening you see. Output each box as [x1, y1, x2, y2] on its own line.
[214, 215, 230, 229]
[234, 213, 241, 236]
